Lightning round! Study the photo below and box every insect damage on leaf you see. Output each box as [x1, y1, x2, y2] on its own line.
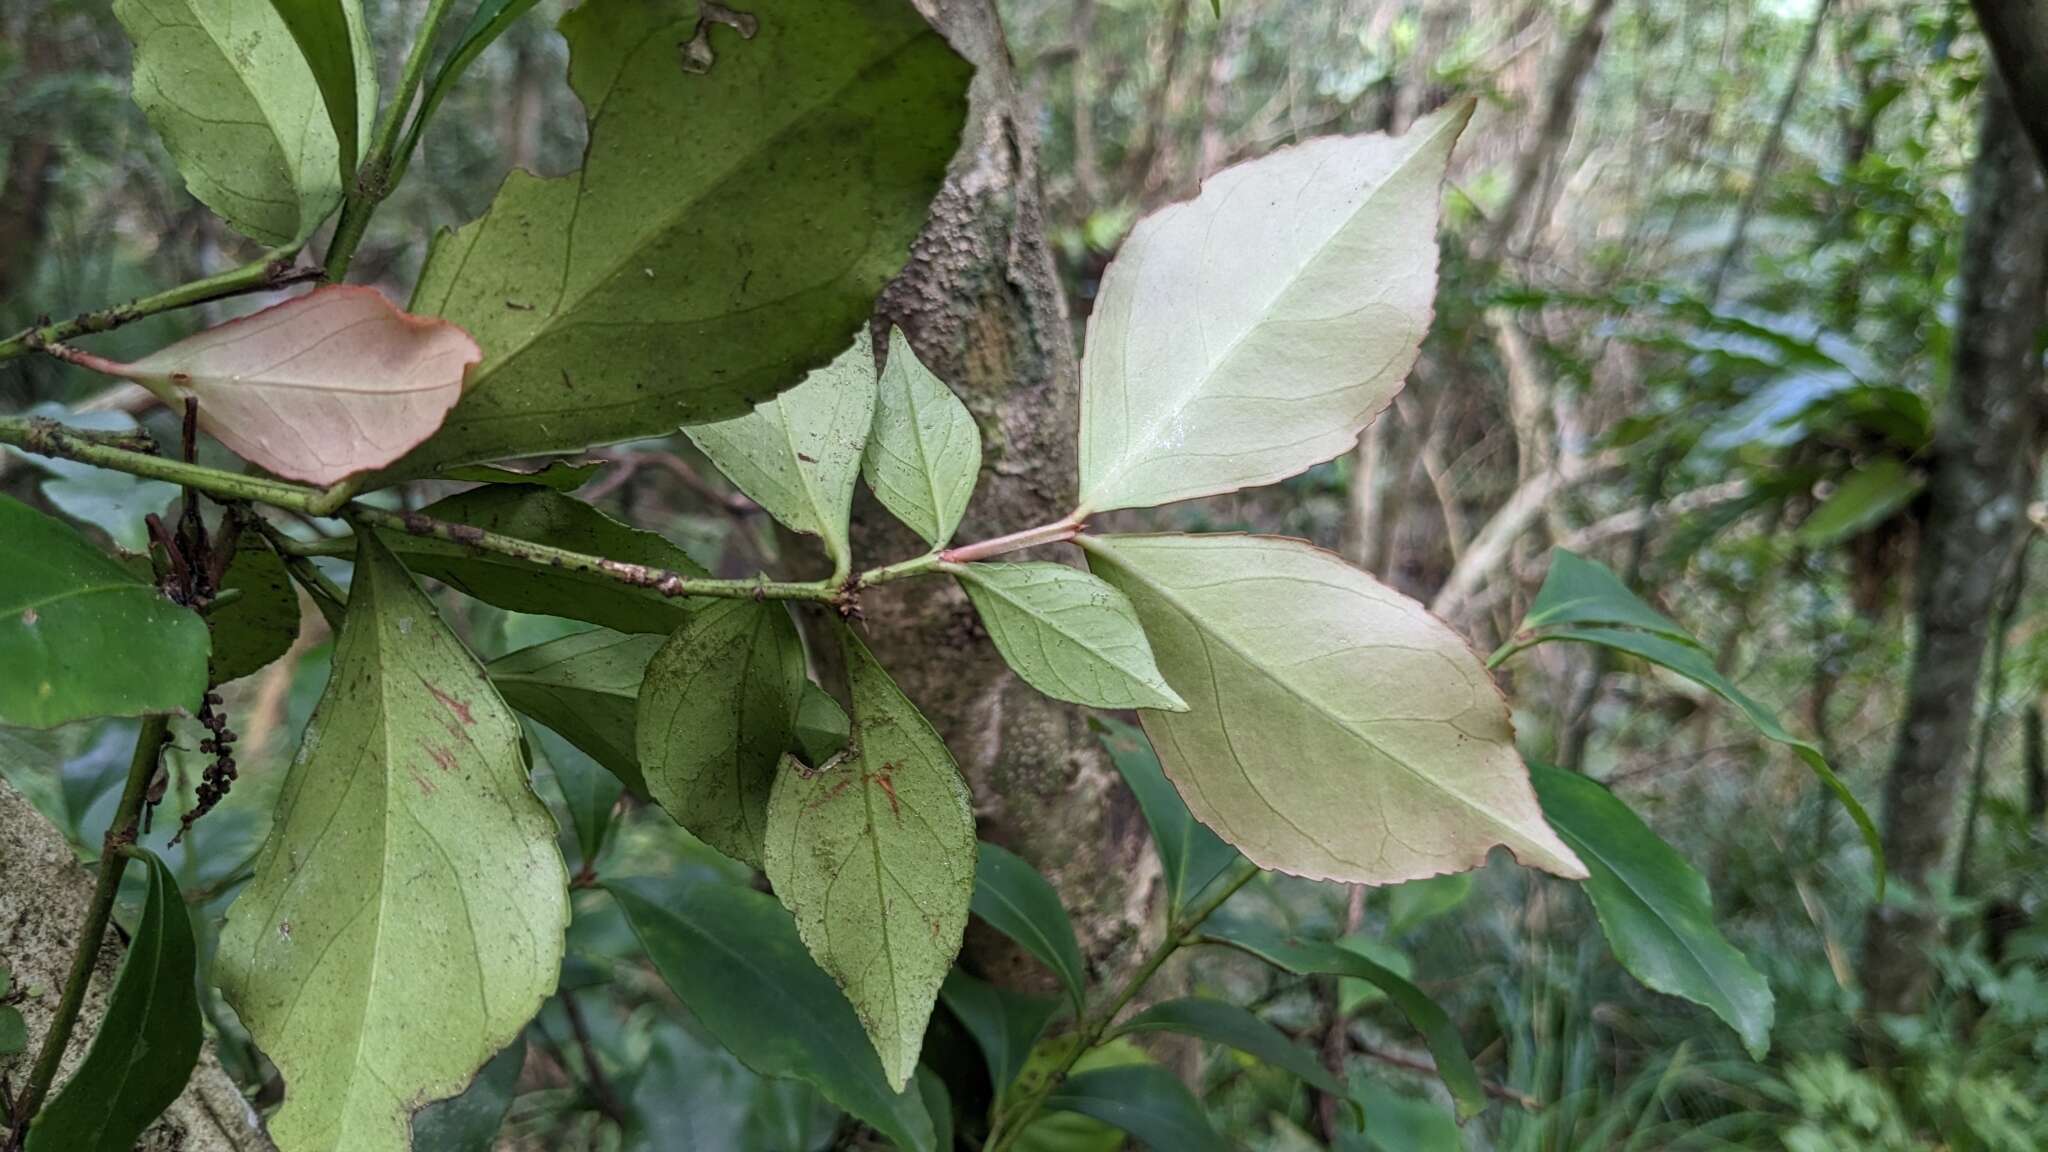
[680, 2, 759, 73]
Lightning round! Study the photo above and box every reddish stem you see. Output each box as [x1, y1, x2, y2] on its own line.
[940, 515, 1086, 564]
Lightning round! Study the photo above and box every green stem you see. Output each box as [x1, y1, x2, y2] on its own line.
[0, 253, 314, 363]
[859, 551, 945, 590]
[983, 858, 1261, 1152]
[8, 717, 172, 1144]
[323, 0, 460, 280]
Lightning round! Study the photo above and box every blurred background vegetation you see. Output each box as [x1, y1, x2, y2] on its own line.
[2, 0, 2044, 1149]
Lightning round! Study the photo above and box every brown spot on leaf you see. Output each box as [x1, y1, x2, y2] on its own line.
[419, 676, 474, 725]
[411, 768, 438, 797]
[427, 745, 459, 772]
[20, 608, 36, 626]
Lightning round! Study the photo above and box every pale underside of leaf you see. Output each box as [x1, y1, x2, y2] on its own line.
[115, 0, 374, 244]
[393, 0, 969, 476]
[106, 286, 478, 486]
[685, 332, 877, 572]
[216, 534, 567, 1152]
[1077, 101, 1471, 514]
[950, 561, 1186, 711]
[1083, 532, 1585, 885]
[863, 327, 981, 546]
[762, 628, 976, 1091]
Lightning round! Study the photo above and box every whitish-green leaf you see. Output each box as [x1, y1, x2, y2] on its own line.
[209, 536, 300, 684]
[25, 851, 201, 1152]
[1075, 102, 1470, 514]
[1796, 456, 1923, 548]
[792, 680, 850, 766]
[398, 0, 969, 476]
[1044, 1065, 1229, 1152]
[1510, 548, 1698, 648]
[972, 842, 1087, 1008]
[951, 561, 1186, 712]
[607, 875, 937, 1152]
[940, 969, 1058, 1098]
[394, 484, 708, 634]
[411, 1040, 523, 1152]
[0, 495, 209, 728]
[1531, 763, 1774, 1058]
[491, 628, 660, 795]
[1510, 624, 1882, 892]
[863, 327, 980, 546]
[1116, 998, 1358, 1123]
[115, 0, 374, 244]
[686, 333, 877, 573]
[66, 285, 480, 486]
[263, 0, 360, 184]
[1084, 533, 1584, 885]
[1093, 716, 1238, 912]
[217, 533, 568, 1152]
[1205, 922, 1483, 1121]
[638, 600, 805, 866]
[763, 627, 977, 1091]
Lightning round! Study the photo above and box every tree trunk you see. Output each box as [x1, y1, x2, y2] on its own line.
[1971, 0, 2048, 172]
[0, 780, 274, 1152]
[858, 0, 1158, 995]
[1858, 76, 2048, 1020]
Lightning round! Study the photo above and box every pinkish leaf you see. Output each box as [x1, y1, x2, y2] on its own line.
[60, 285, 479, 486]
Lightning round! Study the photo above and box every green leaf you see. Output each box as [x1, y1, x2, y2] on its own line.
[209, 536, 300, 684]
[1796, 457, 1923, 547]
[1084, 533, 1584, 885]
[1339, 1078, 1461, 1152]
[1012, 1041, 1151, 1152]
[1515, 625, 1882, 893]
[971, 842, 1088, 1008]
[638, 600, 805, 865]
[399, 0, 969, 475]
[441, 459, 604, 492]
[531, 722, 624, 869]
[491, 628, 660, 795]
[1204, 922, 1484, 1121]
[0, 495, 209, 729]
[1044, 1065, 1229, 1152]
[863, 326, 981, 546]
[263, 0, 360, 184]
[0, 1005, 22, 1056]
[792, 680, 851, 766]
[951, 561, 1187, 712]
[406, 0, 544, 163]
[1511, 548, 1698, 647]
[1383, 872, 1472, 939]
[1075, 102, 1470, 514]
[762, 627, 977, 1091]
[410, 1039, 523, 1152]
[24, 851, 201, 1152]
[1092, 716, 1239, 912]
[395, 484, 707, 634]
[939, 969, 1059, 1098]
[115, 0, 373, 244]
[1116, 997, 1359, 1124]
[1530, 763, 1774, 1058]
[1335, 933, 1412, 1015]
[216, 533, 569, 1152]
[685, 332, 877, 574]
[606, 876, 937, 1152]
[917, 1066, 954, 1152]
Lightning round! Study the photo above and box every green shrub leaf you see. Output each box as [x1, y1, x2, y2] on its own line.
[1092, 716, 1239, 913]
[763, 627, 976, 1091]
[208, 536, 301, 685]
[1044, 1065, 1229, 1152]
[607, 875, 938, 1152]
[0, 495, 209, 729]
[971, 842, 1088, 1008]
[953, 561, 1185, 712]
[400, 0, 968, 475]
[1116, 997, 1359, 1124]
[685, 332, 877, 574]
[940, 969, 1059, 1099]
[262, 0, 362, 184]
[115, 0, 373, 244]
[1075, 102, 1469, 514]
[1796, 457, 1923, 548]
[1084, 532, 1584, 885]
[863, 327, 981, 546]
[1531, 763, 1774, 1058]
[792, 680, 851, 766]
[409, 1040, 523, 1152]
[638, 600, 805, 866]
[491, 628, 660, 795]
[216, 533, 568, 1152]
[25, 851, 201, 1152]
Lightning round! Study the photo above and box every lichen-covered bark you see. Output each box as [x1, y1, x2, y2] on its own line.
[1859, 78, 2047, 1019]
[1, 779, 275, 1152]
[851, 0, 1159, 993]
